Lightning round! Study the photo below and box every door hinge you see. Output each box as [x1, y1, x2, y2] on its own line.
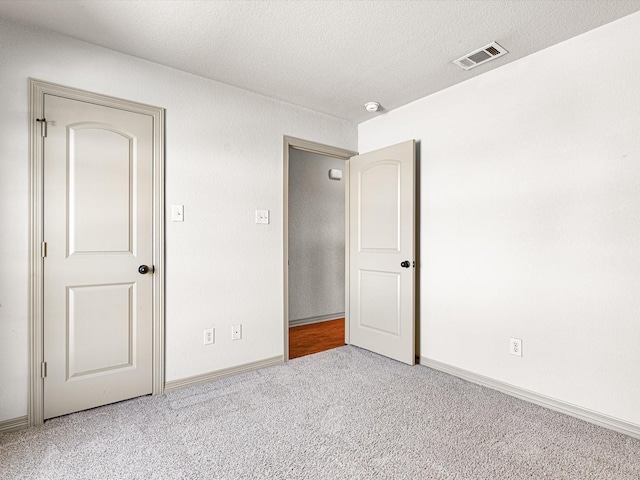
[41, 242, 47, 258]
[36, 118, 47, 137]
[41, 362, 47, 378]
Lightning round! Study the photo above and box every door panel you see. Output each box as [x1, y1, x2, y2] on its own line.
[358, 270, 400, 334]
[349, 140, 415, 365]
[69, 125, 134, 254]
[43, 94, 153, 419]
[67, 283, 135, 379]
[359, 162, 400, 252]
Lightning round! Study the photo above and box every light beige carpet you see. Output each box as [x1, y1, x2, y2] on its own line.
[1, 346, 639, 479]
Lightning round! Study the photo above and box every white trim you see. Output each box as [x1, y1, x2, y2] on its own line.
[0, 416, 29, 434]
[289, 313, 345, 328]
[283, 136, 356, 361]
[164, 356, 284, 393]
[28, 79, 45, 427]
[28, 78, 165, 426]
[420, 357, 640, 440]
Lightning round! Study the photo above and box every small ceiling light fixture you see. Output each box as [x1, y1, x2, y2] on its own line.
[364, 101, 380, 112]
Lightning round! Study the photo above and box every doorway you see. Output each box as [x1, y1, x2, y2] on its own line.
[284, 137, 418, 365]
[283, 137, 356, 360]
[28, 79, 165, 425]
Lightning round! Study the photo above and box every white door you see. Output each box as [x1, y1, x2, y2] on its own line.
[43, 94, 154, 419]
[349, 140, 416, 365]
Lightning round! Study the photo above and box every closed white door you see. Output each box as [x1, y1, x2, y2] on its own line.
[43, 94, 154, 419]
[349, 140, 416, 365]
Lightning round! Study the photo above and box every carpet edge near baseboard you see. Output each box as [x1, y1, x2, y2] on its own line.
[420, 356, 640, 440]
[164, 355, 284, 394]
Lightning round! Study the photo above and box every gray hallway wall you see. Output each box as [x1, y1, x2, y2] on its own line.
[288, 149, 345, 324]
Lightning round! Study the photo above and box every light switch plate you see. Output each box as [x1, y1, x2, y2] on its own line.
[171, 205, 184, 222]
[255, 209, 269, 224]
[232, 324, 242, 340]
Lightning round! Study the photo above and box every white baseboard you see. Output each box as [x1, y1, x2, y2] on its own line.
[289, 313, 345, 328]
[0, 415, 29, 434]
[164, 355, 284, 393]
[420, 357, 640, 440]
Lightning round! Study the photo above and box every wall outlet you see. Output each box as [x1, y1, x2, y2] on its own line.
[232, 324, 242, 340]
[509, 337, 522, 357]
[255, 210, 270, 224]
[204, 327, 214, 345]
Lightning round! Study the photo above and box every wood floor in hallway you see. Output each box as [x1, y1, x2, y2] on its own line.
[289, 318, 345, 359]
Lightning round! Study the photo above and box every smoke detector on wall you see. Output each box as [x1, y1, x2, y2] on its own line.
[453, 42, 508, 71]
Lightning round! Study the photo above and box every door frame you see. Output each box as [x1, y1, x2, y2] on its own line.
[28, 79, 165, 426]
[283, 136, 357, 360]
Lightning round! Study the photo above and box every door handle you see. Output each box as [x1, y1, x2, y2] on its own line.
[400, 261, 410, 268]
[138, 265, 153, 274]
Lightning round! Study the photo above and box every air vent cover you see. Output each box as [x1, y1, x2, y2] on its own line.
[454, 42, 508, 71]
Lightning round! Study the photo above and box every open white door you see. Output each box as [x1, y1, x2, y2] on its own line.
[349, 140, 416, 365]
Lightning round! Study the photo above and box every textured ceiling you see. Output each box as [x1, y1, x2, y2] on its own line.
[1, 0, 640, 123]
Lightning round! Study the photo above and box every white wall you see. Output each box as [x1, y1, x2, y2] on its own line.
[0, 18, 356, 422]
[288, 150, 345, 323]
[359, 12, 640, 426]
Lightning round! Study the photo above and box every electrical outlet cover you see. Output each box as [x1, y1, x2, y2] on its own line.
[204, 328, 214, 345]
[509, 337, 522, 357]
[255, 210, 269, 224]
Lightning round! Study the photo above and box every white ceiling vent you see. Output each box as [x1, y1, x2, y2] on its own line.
[453, 42, 508, 71]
